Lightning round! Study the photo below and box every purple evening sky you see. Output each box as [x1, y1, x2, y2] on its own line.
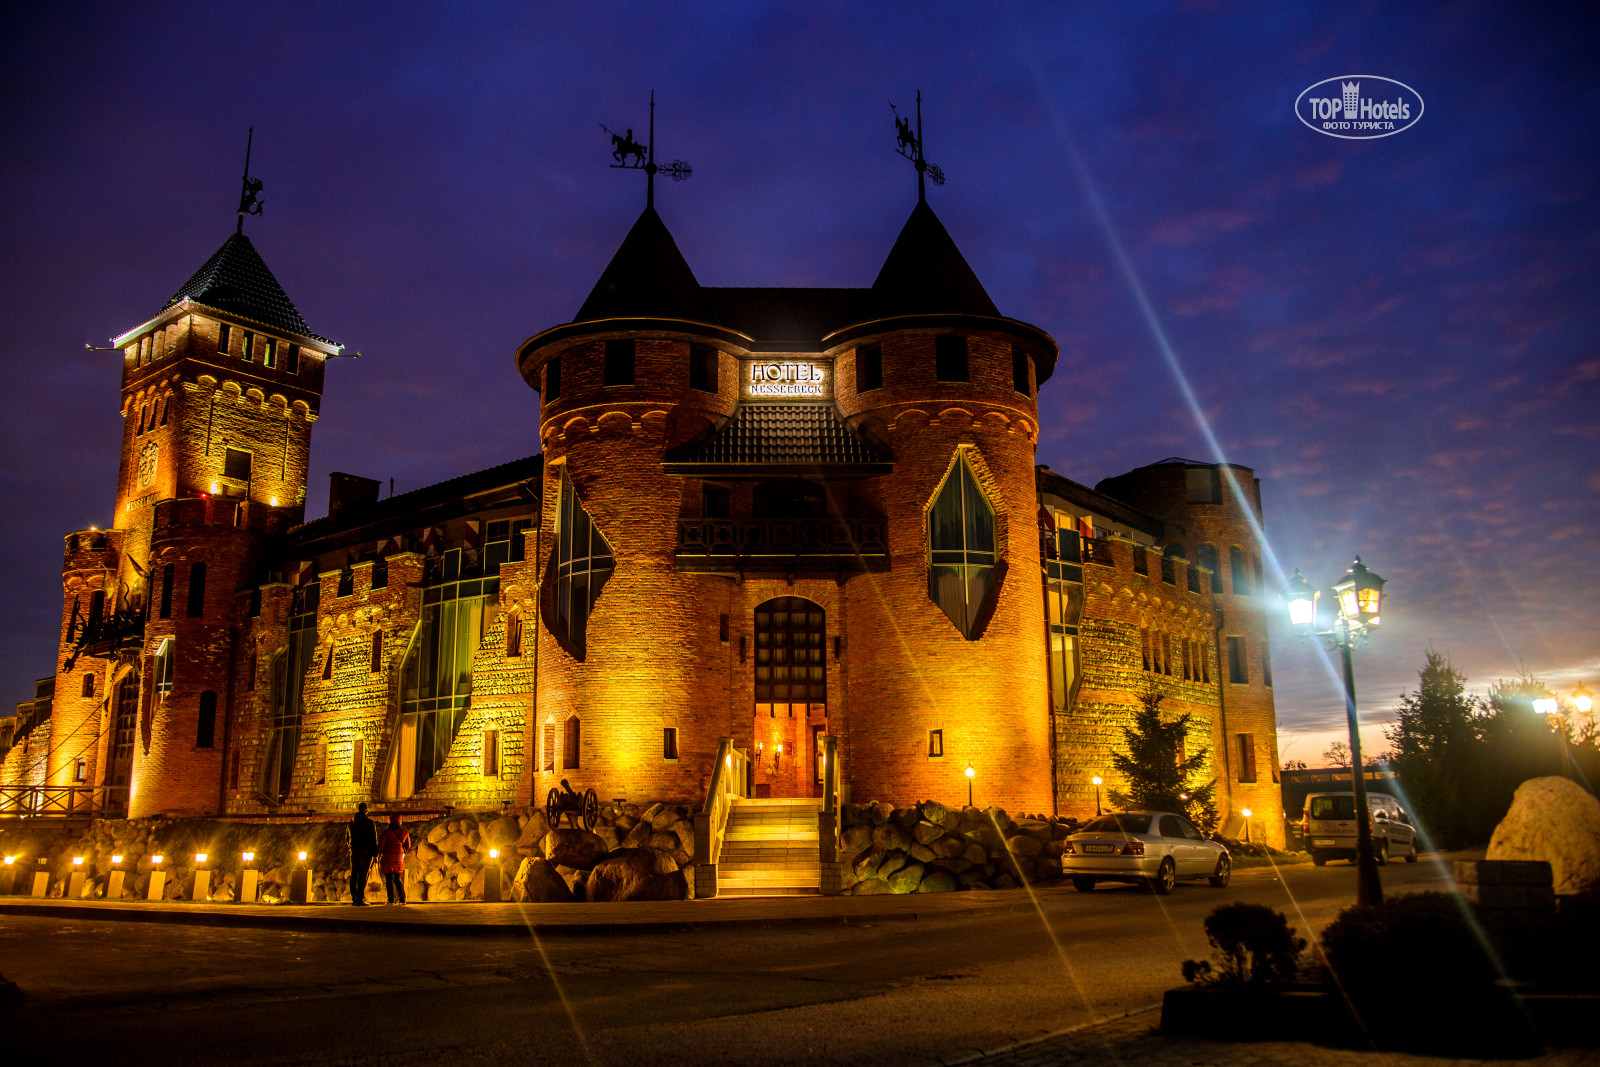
[2, 2, 1596, 764]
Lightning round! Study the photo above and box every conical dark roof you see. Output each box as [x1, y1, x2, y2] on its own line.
[866, 201, 999, 319]
[162, 232, 330, 343]
[575, 207, 718, 324]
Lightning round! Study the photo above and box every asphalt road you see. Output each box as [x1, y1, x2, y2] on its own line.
[1, 853, 1467, 1066]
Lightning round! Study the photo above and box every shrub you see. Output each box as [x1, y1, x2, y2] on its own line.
[1183, 902, 1305, 985]
[1319, 891, 1495, 994]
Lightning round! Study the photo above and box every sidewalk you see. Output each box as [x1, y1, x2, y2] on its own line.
[0, 885, 1030, 936]
[942, 1008, 1600, 1066]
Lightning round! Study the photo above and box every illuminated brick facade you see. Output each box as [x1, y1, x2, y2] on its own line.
[5, 199, 1283, 845]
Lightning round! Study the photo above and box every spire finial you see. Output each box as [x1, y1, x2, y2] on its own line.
[890, 90, 945, 202]
[236, 127, 264, 234]
[601, 92, 692, 209]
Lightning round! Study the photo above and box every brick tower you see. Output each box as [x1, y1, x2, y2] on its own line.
[56, 225, 340, 817]
[1095, 460, 1285, 844]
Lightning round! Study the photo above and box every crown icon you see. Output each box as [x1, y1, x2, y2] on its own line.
[1342, 81, 1360, 116]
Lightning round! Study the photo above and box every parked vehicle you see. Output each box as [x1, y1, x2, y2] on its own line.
[1060, 811, 1231, 894]
[1301, 791, 1420, 866]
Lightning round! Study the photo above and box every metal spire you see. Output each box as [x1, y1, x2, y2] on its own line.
[601, 91, 692, 209]
[891, 90, 945, 202]
[236, 127, 264, 234]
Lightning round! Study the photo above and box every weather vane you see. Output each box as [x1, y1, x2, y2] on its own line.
[236, 127, 264, 234]
[890, 90, 944, 202]
[601, 91, 692, 209]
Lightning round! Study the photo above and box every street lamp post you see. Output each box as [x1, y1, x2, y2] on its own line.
[965, 765, 975, 808]
[1091, 776, 1103, 816]
[1286, 557, 1387, 908]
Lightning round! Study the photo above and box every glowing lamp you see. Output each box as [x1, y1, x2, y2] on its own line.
[1573, 683, 1593, 715]
[1332, 557, 1385, 627]
[195, 853, 207, 865]
[269, 496, 278, 507]
[242, 852, 255, 863]
[1241, 808, 1253, 818]
[1091, 776, 1102, 786]
[152, 855, 163, 865]
[111, 855, 123, 865]
[965, 765, 976, 779]
[489, 849, 499, 860]
[1532, 696, 1559, 717]
[72, 856, 84, 866]
[210, 482, 220, 494]
[4, 856, 14, 865]
[1285, 569, 1316, 628]
[297, 851, 307, 862]
[775, 743, 782, 755]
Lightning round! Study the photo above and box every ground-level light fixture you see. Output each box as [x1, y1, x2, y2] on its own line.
[152, 855, 164, 865]
[3, 856, 13, 865]
[297, 851, 307, 862]
[965, 764, 976, 807]
[488, 849, 499, 860]
[111, 855, 122, 865]
[195, 853, 208, 866]
[241, 852, 255, 864]
[72, 856, 84, 866]
[1241, 808, 1254, 844]
[1091, 775, 1104, 816]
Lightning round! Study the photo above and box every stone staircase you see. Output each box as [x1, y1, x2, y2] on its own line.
[714, 797, 822, 897]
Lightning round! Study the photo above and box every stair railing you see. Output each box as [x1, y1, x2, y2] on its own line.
[818, 734, 844, 894]
[693, 737, 748, 898]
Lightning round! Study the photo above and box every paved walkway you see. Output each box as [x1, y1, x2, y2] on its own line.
[0, 884, 1026, 935]
[944, 1009, 1600, 1066]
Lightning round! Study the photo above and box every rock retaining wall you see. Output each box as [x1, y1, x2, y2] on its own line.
[837, 800, 1082, 894]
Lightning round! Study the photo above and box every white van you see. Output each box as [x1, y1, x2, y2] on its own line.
[1301, 792, 1419, 866]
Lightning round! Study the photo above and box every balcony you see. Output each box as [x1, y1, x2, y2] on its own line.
[676, 516, 889, 575]
[0, 785, 128, 820]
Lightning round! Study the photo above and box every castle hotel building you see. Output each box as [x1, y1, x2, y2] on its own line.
[1, 191, 1285, 843]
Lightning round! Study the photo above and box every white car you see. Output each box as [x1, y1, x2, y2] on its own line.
[1061, 811, 1231, 894]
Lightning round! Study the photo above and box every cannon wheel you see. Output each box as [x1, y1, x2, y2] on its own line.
[546, 787, 562, 828]
[582, 788, 599, 831]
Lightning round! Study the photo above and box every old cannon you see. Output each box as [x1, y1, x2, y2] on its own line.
[546, 779, 599, 831]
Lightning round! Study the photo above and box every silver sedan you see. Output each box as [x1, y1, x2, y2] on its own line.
[1060, 811, 1231, 894]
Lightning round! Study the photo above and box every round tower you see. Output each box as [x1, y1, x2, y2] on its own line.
[828, 202, 1059, 815]
[1095, 459, 1284, 844]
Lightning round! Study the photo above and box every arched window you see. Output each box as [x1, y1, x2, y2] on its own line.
[154, 637, 175, 694]
[1164, 543, 1186, 559]
[1230, 547, 1252, 595]
[1197, 544, 1219, 579]
[551, 468, 614, 658]
[927, 453, 998, 639]
[505, 609, 523, 658]
[110, 671, 138, 786]
[563, 715, 581, 769]
[186, 562, 206, 618]
[81, 674, 96, 699]
[754, 597, 826, 716]
[196, 691, 217, 748]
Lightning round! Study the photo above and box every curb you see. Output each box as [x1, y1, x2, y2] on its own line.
[0, 899, 952, 938]
[932, 1002, 1161, 1066]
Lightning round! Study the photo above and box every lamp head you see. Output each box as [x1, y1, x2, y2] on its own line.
[1241, 808, 1253, 818]
[1333, 557, 1385, 628]
[195, 853, 207, 865]
[72, 856, 83, 866]
[1285, 569, 1316, 628]
[242, 852, 254, 863]
[1573, 683, 1593, 715]
[1532, 695, 1559, 717]
[112, 855, 122, 865]
[152, 855, 163, 865]
[965, 765, 975, 779]
[297, 851, 307, 862]
[1091, 776, 1103, 786]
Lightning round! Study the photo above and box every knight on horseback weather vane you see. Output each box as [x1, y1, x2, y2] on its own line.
[601, 91, 692, 209]
[890, 90, 944, 202]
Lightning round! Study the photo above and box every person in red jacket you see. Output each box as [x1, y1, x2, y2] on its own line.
[377, 813, 411, 905]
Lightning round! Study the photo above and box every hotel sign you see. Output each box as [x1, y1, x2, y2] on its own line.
[742, 359, 830, 399]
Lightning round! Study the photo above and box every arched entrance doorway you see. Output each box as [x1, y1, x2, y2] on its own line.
[753, 596, 828, 798]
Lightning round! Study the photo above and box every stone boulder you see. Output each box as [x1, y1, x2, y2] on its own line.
[515, 811, 551, 848]
[920, 799, 962, 831]
[917, 869, 959, 893]
[512, 857, 574, 903]
[1487, 776, 1600, 896]
[869, 801, 894, 826]
[555, 864, 588, 901]
[585, 848, 687, 902]
[1005, 834, 1043, 859]
[483, 817, 521, 849]
[620, 822, 653, 849]
[543, 829, 608, 870]
[877, 848, 909, 880]
[912, 820, 945, 846]
[887, 861, 924, 893]
[873, 822, 912, 851]
[841, 825, 872, 853]
[853, 878, 893, 895]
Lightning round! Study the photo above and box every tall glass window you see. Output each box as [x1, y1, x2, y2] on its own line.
[552, 469, 614, 658]
[262, 579, 318, 801]
[928, 454, 997, 639]
[396, 549, 490, 796]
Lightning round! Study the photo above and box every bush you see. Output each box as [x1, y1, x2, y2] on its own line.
[1183, 902, 1305, 985]
[1319, 891, 1495, 994]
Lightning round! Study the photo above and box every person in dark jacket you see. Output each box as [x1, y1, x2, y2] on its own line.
[377, 813, 411, 905]
[349, 802, 379, 906]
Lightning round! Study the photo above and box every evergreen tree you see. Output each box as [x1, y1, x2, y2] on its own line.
[1383, 648, 1485, 848]
[1107, 681, 1218, 832]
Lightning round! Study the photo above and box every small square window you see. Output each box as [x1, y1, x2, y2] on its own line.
[74, 758, 87, 783]
[928, 729, 944, 758]
[223, 448, 251, 481]
[689, 344, 718, 393]
[856, 343, 883, 392]
[663, 727, 679, 761]
[217, 323, 232, 356]
[483, 729, 500, 777]
[604, 339, 635, 386]
[1011, 346, 1031, 395]
[935, 335, 969, 382]
[285, 345, 301, 374]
